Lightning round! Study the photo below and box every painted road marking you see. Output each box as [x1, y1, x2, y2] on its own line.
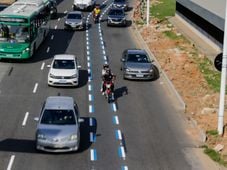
[22, 112, 29, 126]
[87, 62, 91, 68]
[89, 94, 93, 101]
[121, 166, 128, 170]
[115, 129, 122, 140]
[7, 155, 15, 170]
[88, 84, 92, 91]
[113, 116, 119, 125]
[46, 47, 50, 53]
[118, 146, 126, 160]
[33, 83, 38, 93]
[51, 35, 54, 40]
[64, 10, 67, 14]
[90, 132, 96, 142]
[41, 62, 45, 70]
[112, 103, 117, 112]
[89, 105, 94, 113]
[58, 18, 60, 21]
[54, 25, 57, 29]
[90, 149, 97, 161]
[89, 117, 94, 126]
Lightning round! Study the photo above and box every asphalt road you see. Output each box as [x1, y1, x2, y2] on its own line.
[0, 0, 216, 170]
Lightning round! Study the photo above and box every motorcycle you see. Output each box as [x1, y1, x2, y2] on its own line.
[103, 81, 114, 103]
[93, 13, 100, 24]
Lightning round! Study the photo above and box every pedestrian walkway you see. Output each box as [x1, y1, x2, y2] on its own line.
[169, 14, 222, 61]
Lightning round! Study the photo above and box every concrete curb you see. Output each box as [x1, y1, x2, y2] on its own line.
[129, 22, 186, 112]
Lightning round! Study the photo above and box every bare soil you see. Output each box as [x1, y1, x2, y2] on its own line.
[133, 0, 227, 159]
[0, 0, 15, 5]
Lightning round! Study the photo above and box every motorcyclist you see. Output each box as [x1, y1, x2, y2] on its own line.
[93, 4, 101, 22]
[102, 68, 115, 95]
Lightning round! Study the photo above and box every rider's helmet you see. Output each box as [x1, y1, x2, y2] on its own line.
[95, 4, 100, 9]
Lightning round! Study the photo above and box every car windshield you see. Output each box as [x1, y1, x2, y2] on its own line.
[41, 109, 76, 125]
[109, 9, 124, 15]
[0, 24, 30, 43]
[67, 13, 82, 19]
[127, 54, 151, 63]
[0, 5, 7, 11]
[53, 59, 75, 69]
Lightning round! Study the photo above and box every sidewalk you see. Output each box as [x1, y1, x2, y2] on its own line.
[169, 14, 222, 61]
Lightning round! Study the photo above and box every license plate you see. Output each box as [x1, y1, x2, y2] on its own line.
[59, 79, 66, 83]
[136, 75, 144, 77]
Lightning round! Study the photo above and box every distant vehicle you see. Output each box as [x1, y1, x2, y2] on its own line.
[64, 11, 85, 30]
[49, 0, 57, 19]
[73, 0, 96, 11]
[0, 0, 52, 60]
[107, 8, 126, 26]
[120, 49, 156, 80]
[112, 0, 128, 11]
[35, 96, 83, 152]
[48, 54, 81, 87]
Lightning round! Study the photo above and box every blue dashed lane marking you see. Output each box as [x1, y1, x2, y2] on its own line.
[90, 132, 96, 142]
[118, 146, 126, 159]
[121, 166, 128, 170]
[115, 129, 122, 140]
[90, 149, 97, 161]
[89, 105, 94, 113]
[113, 116, 119, 125]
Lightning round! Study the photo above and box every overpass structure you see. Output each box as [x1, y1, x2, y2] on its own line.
[176, 0, 226, 47]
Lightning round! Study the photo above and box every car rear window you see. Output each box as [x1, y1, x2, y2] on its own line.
[67, 14, 82, 19]
[41, 109, 76, 125]
[109, 9, 124, 15]
[53, 59, 75, 69]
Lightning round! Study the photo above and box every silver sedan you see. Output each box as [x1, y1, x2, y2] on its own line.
[121, 49, 155, 80]
[35, 96, 83, 152]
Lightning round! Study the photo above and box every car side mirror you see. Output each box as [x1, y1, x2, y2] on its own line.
[34, 117, 39, 121]
[77, 65, 81, 69]
[47, 65, 51, 68]
[151, 59, 154, 63]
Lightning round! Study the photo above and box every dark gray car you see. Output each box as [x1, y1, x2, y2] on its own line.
[107, 8, 126, 26]
[112, 0, 128, 11]
[64, 11, 85, 30]
[121, 49, 155, 80]
[35, 96, 83, 152]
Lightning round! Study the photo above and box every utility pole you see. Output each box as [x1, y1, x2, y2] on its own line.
[218, 0, 227, 135]
[146, 0, 150, 26]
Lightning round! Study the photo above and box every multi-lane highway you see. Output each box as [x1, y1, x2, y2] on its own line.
[0, 0, 219, 169]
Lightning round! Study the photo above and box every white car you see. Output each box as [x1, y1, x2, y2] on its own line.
[48, 54, 80, 87]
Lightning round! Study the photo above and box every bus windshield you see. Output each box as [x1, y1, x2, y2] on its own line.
[0, 24, 30, 43]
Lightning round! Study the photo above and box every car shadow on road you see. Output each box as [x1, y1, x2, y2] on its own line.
[0, 118, 96, 154]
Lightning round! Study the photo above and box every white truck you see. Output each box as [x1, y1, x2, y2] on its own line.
[73, 0, 96, 11]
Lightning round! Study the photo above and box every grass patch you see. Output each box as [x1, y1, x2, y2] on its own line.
[204, 147, 227, 166]
[206, 130, 218, 136]
[150, 0, 176, 20]
[163, 31, 181, 40]
[198, 58, 221, 92]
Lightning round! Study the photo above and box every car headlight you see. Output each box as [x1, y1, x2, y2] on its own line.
[22, 48, 30, 53]
[149, 69, 154, 73]
[37, 133, 46, 140]
[70, 134, 77, 141]
[71, 74, 77, 78]
[49, 73, 56, 78]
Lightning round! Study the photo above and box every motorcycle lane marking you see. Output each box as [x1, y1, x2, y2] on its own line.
[121, 166, 128, 170]
[51, 34, 54, 40]
[118, 146, 126, 160]
[46, 47, 50, 53]
[33, 83, 38, 93]
[115, 129, 122, 140]
[40, 62, 45, 70]
[90, 149, 97, 161]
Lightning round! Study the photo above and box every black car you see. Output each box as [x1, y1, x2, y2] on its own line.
[112, 0, 128, 11]
[107, 8, 126, 26]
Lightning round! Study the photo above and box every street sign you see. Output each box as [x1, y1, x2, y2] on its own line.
[214, 53, 222, 72]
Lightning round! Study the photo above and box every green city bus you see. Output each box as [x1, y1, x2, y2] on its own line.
[0, 0, 51, 59]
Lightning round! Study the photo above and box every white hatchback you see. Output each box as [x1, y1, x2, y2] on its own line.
[48, 54, 80, 87]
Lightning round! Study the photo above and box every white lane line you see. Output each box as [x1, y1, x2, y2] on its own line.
[113, 116, 119, 125]
[90, 132, 96, 142]
[64, 10, 67, 14]
[89, 118, 93, 126]
[33, 83, 38, 93]
[40, 62, 45, 70]
[119, 146, 126, 160]
[88, 94, 93, 101]
[88, 84, 92, 91]
[112, 103, 117, 112]
[89, 105, 94, 113]
[54, 25, 57, 29]
[58, 18, 60, 21]
[90, 149, 97, 161]
[121, 166, 128, 170]
[22, 112, 29, 126]
[87, 56, 90, 61]
[116, 129, 122, 140]
[7, 155, 15, 170]
[87, 51, 90, 55]
[51, 35, 54, 40]
[46, 47, 50, 53]
[87, 62, 91, 68]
